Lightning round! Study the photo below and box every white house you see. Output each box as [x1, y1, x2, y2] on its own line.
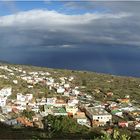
[49, 86, 52, 90]
[28, 85, 33, 88]
[85, 107, 112, 125]
[69, 76, 74, 82]
[0, 87, 12, 97]
[64, 84, 70, 88]
[13, 80, 18, 84]
[0, 96, 7, 107]
[9, 73, 14, 76]
[72, 89, 80, 96]
[16, 101, 27, 106]
[2, 106, 12, 114]
[23, 70, 26, 74]
[65, 106, 78, 115]
[46, 97, 57, 106]
[28, 102, 36, 107]
[37, 98, 47, 106]
[135, 123, 140, 130]
[57, 87, 65, 94]
[73, 112, 87, 125]
[31, 106, 39, 113]
[119, 106, 135, 112]
[15, 105, 26, 111]
[26, 94, 33, 101]
[68, 99, 79, 107]
[46, 77, 54, 86]
[17, 93, 26, 102]
[60, 77, 67, 83]
[63, 91, 70, 97]
[54, 99, 67, 107]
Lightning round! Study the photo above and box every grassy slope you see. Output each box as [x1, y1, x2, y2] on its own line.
[0, 63, 140, 139]
[21, 64, 140, 101]
[1, 63, 140, 101]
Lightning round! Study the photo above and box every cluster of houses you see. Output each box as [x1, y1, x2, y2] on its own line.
[0, 64, 140, 132]
[0, 87, 12, 107]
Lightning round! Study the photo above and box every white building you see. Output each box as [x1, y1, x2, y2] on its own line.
[85, 107, 112, 124]
[46, 97, 57, 106]
[0, 87, 12, 97]
[28, 85, 33, 88]
[1, 106, 12, 114]
[46, 77, 54, 86]
[60, 77, 67, 83]
[16, 101, 27, 106]
[65, 106, 78, 115]
[63, 91, 70, 97]
[0, 96, 7, 107]
[17, 93, 26, 102]
[68, 99, 79, 107]
[18, 106, 26, 111]
[26, 94, 33, 101]
[73, 112, 87, 125]
[57, 87, 65, 94]
[13, 80, 18, 84]
[31, 106, 39, 113]
[69, 76, 74, 81]
[135, 123, 140, 130]
[64, 84, 70, 88]
[72, 89, 80, 96]
[28, 102, 36, 107]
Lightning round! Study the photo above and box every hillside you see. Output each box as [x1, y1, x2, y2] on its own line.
[0, 63, 140, 139]
[1, 63, 140, 102]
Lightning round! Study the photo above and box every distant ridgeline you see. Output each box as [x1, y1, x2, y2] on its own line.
[0, 60, 9, 64]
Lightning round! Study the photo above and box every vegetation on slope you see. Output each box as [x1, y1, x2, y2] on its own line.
[0, 63, 140, 139]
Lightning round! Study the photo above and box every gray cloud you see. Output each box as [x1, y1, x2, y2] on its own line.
[0, 2, 140, 52]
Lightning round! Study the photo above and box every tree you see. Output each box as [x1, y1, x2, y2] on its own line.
[43, 115, 88, 137]
[21, 110, 35, 120]
[94, 129, 131, 140]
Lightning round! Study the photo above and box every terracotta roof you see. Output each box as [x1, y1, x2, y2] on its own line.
[16, 117, 33, 127]
[12, 108, 19, 113]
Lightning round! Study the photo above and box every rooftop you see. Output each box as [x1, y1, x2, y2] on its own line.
[86, 107, 111, 115]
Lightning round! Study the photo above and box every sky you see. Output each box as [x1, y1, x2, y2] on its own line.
[0, 1, 140, 49]
[0, 1, 140, 76]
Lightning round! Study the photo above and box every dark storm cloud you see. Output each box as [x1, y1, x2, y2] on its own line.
[0, 2, 140, 51]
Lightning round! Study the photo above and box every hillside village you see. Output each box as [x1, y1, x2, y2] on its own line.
[0, 64, 140, 137]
